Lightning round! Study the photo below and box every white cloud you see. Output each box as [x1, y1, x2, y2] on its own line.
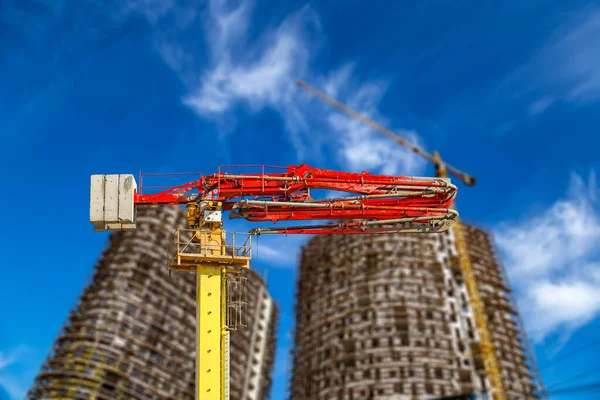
[0, 345, 34, 400]
[156, 41, 187, 73]
[0, 355, 13, 371]
[253, 243, 291, 267]
[295, 65, 428, 175]
[526, 278, 600, 339]
[119, 0, 175, 23]
[140, 0, 429, 176]
[528, 96, 555, 115]
[553, 10, 600, 102]
[181, 0, 315, 119]
[514, 9, 600, 113]
[495, 171, 600, 341]
[0, 345, 30, 372]
[253, 234, 308, 268]
[324, 75, 428, 176]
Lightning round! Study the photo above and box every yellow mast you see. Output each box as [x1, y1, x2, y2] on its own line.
[178, 201, 250, 400]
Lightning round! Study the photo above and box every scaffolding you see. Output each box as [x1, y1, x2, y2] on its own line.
[291, 223, 538, 400]
[28, 206, 277, 400]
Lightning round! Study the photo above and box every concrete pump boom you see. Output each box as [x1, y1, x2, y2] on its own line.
[90, 164, 458, 400]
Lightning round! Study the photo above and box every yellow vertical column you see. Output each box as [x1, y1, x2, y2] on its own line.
[222, 265, 230, 400]
[196, 264, 222, 400]
[453, 221, 506, 400]
[192, 201, 229, 400]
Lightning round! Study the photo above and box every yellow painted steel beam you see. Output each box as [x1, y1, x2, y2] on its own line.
[222, 265, 230, 399]
[170, 203, 248, 400]
[196, 264, 223, 400]
[432, 155, 505, 399]
[453, 220, 506, 400]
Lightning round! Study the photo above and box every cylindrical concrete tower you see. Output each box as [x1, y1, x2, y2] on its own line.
[28, 206, 277, 400]
[291, 224, 537, 400]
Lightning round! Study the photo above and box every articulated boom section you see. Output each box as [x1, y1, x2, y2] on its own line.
[130, 164, 459, 234]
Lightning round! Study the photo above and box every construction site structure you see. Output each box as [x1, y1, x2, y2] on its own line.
[28, 206, 277, 400]
[295, 80, 546, 399]
[290, 224, 537, 400]
[87, 164, 459, 400]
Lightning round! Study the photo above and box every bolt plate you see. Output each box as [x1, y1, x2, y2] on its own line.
[203, 210, 222, 222]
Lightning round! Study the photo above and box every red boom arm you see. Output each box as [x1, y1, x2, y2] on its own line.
[135, 164, 458, 234]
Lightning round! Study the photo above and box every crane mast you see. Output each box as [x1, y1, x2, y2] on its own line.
[296, 80, 509, 400]
[90, 164, 458, 400]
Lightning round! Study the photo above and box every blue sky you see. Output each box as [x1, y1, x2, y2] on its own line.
[1, 0, 600, 399]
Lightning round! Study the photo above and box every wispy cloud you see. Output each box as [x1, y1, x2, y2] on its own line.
[495, 171, 600, 342]
[175, 0, 318, 150]
[0, 344, 35, 400]
[528, 96, 555, 115]
[511, 9, 600, 113]
[433, 6, 600, 136]
[253, 234, 308, 268]
[542, 10, 600, 103]
[119, 0, 175, 23]
[253, 243, 293, 267]
[133, 0, 429, 176]
[322, 68, 428, 176]
[181, 1, 316, 118]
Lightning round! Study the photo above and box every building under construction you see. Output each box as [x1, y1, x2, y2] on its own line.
[291, 223, 537, 400]
[28, 206, 277, 400]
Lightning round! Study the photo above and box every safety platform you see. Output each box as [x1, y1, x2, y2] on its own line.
[168, 229, 252, 271]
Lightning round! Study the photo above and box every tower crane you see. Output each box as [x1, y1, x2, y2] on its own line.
[295, 80, 507, 399]
[90, 164, 458, 400]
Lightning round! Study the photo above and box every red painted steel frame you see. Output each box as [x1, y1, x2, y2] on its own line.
[135, 164, 457, 234]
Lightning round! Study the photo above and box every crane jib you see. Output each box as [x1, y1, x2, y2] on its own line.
[295, 80, 476, 186]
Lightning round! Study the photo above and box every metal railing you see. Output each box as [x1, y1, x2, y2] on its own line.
[226, 274, 248, 331]
[137, 171, 203, 196]
[167, 229, 252, 268]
